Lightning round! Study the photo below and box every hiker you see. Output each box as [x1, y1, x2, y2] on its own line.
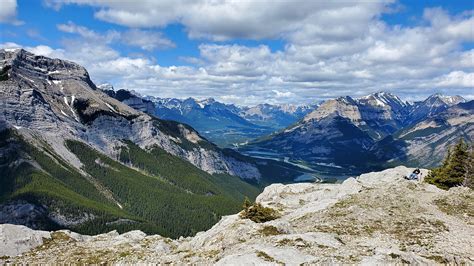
[406, 168, 421, 180]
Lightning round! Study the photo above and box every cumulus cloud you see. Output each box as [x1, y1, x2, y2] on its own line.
[436, 71, 474, 87]
[5, 1, 474, 104]
[273, 90, 294, 98]
[120, 29, 175, 51]
[0, 0, 23, 25]
[45, 0, 392, 41]
[57, 21, 174, 51]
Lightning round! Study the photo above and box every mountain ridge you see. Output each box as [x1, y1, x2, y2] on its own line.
[240, 91, 471, 173]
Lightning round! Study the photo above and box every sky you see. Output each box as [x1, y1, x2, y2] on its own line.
[0, 0, 473, 105]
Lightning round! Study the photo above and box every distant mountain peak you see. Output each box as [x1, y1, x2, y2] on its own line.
[426, 93, 465, 105]
[196, 97, 216, 108]
[335, 96, 357, 105]
[358, 91, 407, 108]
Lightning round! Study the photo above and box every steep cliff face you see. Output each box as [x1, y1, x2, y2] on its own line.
[2, 166, 473, 264]
[101, 88, 156, 115]
[0, 48, 260, 179]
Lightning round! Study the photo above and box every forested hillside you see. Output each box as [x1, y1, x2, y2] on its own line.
[0, 129, 260, 238]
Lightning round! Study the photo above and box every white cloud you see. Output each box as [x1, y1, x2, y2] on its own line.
[57, 21, 174, 51]
[45, 0, 393, 41]
[436, 71, 474, 87]
[4, 2, 474, 105]
[120, 29, 175, 51]
[0, 0, 22, 25]
[273, 90, 294, 98]
[57, 21, 99, 39]
[424, 8, 474, 42]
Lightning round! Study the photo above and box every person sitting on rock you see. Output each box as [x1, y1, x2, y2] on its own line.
[406, 168, 421, 180]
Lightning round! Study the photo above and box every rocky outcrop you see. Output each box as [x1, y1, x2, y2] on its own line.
[102, 88, 156, 115]
[0, 224, 50, 257]
[2, 166, 473, 264]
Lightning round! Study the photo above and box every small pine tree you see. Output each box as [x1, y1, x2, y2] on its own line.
[426, 139, 471, 189]
[242, 197, 252, 211]
[239, 198, 279, 223]
[447, 139, 469, 182]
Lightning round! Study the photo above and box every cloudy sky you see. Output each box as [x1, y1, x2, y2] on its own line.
[0, 0, 473, 105]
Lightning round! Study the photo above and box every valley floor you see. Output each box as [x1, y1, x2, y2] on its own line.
[1, 166, 473, 264]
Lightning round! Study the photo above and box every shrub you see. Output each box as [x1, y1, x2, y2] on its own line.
[239, 197, 279, 223]
[258, 225, 283, 236]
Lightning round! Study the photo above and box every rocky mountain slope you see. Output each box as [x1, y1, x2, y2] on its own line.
[100, 87, 155, 115]
[0, 49, 309, 237]
[407, 93, 466, 125]
[375, 100, 474, 168]
[242, 92, 471, 173]
[2, 166, 473, 264]
[0, 48, 260, 178]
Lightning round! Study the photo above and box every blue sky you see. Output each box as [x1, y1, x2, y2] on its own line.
[1, 0, 473, 105]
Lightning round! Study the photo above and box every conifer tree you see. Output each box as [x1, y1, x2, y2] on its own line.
[426, 139, 471, 189]
[242, 197, 251, 211]
[446, 139, 469, 184]
[463, 147, 474, 188]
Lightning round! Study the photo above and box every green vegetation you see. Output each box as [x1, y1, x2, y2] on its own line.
[152, 119, 216, 151]
[0, 129, 128, 232]
[434, 193, 474, 224]
[258, 225, 283, 236]
[239, 197, 279, 223]
[256, 251, 276, 262]
[0, 129, 260, 238]
[66, 139, 259, 237]
[425, 139, 473, 189]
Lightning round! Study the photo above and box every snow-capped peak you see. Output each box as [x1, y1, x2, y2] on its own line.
[426, 93, 465, 106]
[358, 92, 407, 108]
[196, 98, 216, 108]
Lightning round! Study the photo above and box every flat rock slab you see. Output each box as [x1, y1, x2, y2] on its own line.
[0, 224, 50, 257]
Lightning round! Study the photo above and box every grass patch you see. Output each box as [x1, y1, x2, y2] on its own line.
[256, 251, 275, 262]
[258, 225, 283, 236]
[421, 255, 448, 263]
[434, 194, 474, 224]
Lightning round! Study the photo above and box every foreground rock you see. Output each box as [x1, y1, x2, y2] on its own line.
[1, 166, 473, 264]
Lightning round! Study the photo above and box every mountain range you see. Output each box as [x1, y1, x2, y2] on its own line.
[0, 49, 308, 238]
[98, 80, 471, 178]
[98, 85, 315, 147]
[240, 92, 472, 175]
